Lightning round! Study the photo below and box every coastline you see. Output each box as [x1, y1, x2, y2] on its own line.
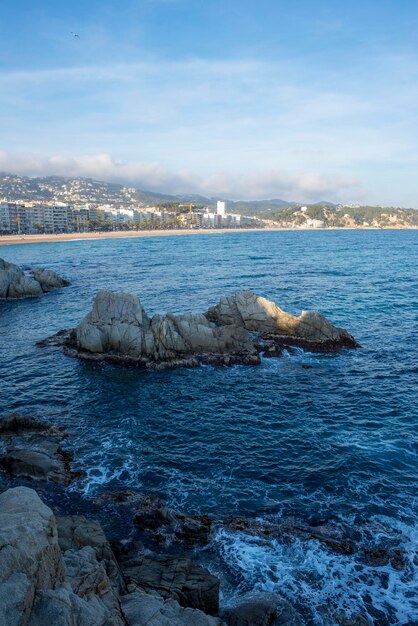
[0, 225, 416, 246]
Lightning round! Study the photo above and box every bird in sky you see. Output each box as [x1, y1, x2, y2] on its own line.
[70, 32, 80, 39]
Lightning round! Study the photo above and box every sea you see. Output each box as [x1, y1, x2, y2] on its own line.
[0, 229, 417, 625]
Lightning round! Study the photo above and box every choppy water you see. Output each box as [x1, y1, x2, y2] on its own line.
[1, 230, 417, 624]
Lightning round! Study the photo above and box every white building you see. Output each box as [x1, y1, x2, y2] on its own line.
[216, 201, 226, 217]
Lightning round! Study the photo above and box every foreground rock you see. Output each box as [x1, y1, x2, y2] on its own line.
[121, 593, 225, 626]
[0, 486, 226, 626]
[0, 257, 70, 300]
[0, 487, 65, 626]
[56, 515, 125, 593]
[44, 289, 357, 369]
[0, 413, 80, 485]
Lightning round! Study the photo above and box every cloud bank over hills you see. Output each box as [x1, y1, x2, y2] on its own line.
[0, 149, 360, 202]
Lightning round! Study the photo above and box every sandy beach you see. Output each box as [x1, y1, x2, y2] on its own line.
[0, 228, 272, 246]
[0, 226, 414, 246]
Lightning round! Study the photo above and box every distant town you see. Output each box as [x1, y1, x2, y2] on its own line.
[0, 198, 261, 235]
[0, 173, 417, 234]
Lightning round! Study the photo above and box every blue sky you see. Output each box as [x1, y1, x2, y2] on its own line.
[1, 0, 418, 204]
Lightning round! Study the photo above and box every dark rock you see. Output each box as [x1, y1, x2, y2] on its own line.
[262, 347, 283, 358]
[334, 614, 370, 626]
[0, 448, 74, 485]
[219, 592, 278, 626]
[221, 516, 356, 556]
[0, 413, 79, 485]
[362, 546, 406, 570]
[0, 412, 64, 436]
[131, 492, 213, 547]
[173, 513, 213, 546]
[275, 599, 303, 625]
[133, 493, 175, 530]
[119, 551, 220, 615]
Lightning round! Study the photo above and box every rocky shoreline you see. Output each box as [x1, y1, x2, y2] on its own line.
[0, 413, 392, 625]
[0, 413, 297, 625]
[40, 290, 358, 370]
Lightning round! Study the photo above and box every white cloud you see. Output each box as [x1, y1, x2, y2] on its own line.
[0, 148, 360, 201]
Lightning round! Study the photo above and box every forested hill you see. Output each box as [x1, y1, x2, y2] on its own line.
[262, 204, 418, 228]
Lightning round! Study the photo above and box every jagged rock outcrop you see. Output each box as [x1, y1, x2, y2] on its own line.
[0, 486, 226, 626]
[56, 515, 125, 593]
[0, 257, 69, 300]
[118, 551, 220, 615]
[0, 413, 80, 485]
[206, 291, 357, 350]
[64, 290, 259, 369]
[46, 289, 356, 369]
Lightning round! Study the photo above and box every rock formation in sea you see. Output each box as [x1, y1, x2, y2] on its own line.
[45, 289, 357, 369]
[0, 257, 70, 299]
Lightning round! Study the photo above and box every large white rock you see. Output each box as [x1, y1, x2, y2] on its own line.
[75, 290, 254, 365]
[206, 291, 356, 345]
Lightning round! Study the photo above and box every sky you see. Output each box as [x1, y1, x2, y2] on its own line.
[1, 0, 418, 204]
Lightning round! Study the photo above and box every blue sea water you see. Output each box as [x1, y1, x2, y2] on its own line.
[0, 230, 417, 624]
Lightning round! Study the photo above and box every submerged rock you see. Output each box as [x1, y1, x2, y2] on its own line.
[0, 257, 70, 300]
[45, 289, 356, 369]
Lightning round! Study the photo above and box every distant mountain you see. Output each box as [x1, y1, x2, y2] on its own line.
[0, 172, 298, 212]
[0, 173, 176, 207]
